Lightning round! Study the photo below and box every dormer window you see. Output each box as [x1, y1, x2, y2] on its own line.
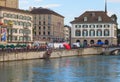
[84, 17, 87, 21]
[98, 16, 102, 21]
[91, 13, 95, 17]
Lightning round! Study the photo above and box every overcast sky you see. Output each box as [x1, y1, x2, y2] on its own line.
[19, 0, 120, 27]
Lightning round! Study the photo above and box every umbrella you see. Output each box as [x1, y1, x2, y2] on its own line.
[0, 45, 5, 49]
[6, 44, 15, 48]
[97, 42, 104, 45]
[63, 43, 71, 50]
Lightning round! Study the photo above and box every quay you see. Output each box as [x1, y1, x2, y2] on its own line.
[0, 47, 103, 62]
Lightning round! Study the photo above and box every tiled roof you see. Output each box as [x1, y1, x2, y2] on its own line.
[0, 6, 31, 14]
[70, 11, 116, 24]
[30, 7, 64, 18]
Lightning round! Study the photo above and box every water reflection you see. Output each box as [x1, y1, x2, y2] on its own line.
[0, 56, 120, 82]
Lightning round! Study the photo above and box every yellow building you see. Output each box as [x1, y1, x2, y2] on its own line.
[0, 0, 19, 9]
[0, 6, 33, 45]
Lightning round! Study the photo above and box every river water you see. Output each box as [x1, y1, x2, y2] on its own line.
[0, 55, 120, 82]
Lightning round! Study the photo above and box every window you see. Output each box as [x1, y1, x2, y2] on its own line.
[97, 30, 102, 36]
[75, 30, 81, 36]
[23, 16, 26, 20]
[26, 16, 31, 21]
[4, 19, 8, 24]
[43, 31, 45, 35]
[19, 36, 23, 41]
[39, 15, 41, 20]
[12, 29, 17, 33]
[23, 22, 27, 27]
[13, 14, 17, 19]
[43, 26, 45, 30]
[13, 36, 17, 41]
[48, 31, 50, 35]
[79, 25, 81, 28]
[90, 25, 95, 28]
[82, 30, 88, 36]
[19, 29, 23, 33]
[89, 30, 95, 36]
[39, 27, 41, 30]
[75, 25, 77, 28]
[82, 25, 88, 28]
[3, 13, 7, 17]
[43, 15, 45, 20]
[48, 26, 51, 30]
[98, 16, 102, 21]
[104, 30, 109, 36]
[104, 24, 110, 28]
[34, 32, 36, 35]
[48, 15, 51, 19]
[39, 32, 41, 35]
[27, 22, 31, 27]
[18, 15, 23, 19]
[97, 25, 102, 28]
[84, 17, 87, 21]
[43, 21, 45, 25]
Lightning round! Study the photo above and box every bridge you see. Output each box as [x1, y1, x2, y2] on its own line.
[102, 47, 120, 55]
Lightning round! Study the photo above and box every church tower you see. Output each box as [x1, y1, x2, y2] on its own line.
[105, 0, 107, 14]
[0, 0, 19, 9]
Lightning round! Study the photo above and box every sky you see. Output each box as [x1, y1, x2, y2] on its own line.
[19, 0, 120, 27]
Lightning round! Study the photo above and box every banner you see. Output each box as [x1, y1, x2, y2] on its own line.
[1, 28, 7, 42]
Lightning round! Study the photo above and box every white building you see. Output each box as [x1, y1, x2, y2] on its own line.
[70, 11, 118, 45]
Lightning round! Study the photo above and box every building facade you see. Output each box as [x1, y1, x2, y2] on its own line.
[0, 0, 19, 9]
[0, 6, 33, 45]
[31, 7, 64, 44]
[70, 11, 118, 46]
[64, 25, 71, 43]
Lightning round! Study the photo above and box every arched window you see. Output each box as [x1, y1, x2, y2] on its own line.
[83, 40, 87, 46]
[75, 30, 81, 36]
[90, 40, 94, 44]
[104, 30, 109, 36]
[82, 30, 88, 36]
[76, 40, 80, 43]
[89, 30, 95, 36]
[97, 30, 102, 36]
[105, 40, 109, 45]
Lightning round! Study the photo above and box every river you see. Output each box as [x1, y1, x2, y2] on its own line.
[0, 55, 120, 82]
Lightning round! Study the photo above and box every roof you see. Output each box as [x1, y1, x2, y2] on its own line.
[30, 7, 64, 18]
[70, 11, 117, 24]
[0, 6, 31, 14]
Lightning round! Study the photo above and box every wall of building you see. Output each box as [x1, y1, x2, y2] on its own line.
[71, 23, 117, 45]
[33, 13, 64, 43]
[0, 47, 102, 62]
[0, 9, 33, 45]
[0, 0, 18, 9]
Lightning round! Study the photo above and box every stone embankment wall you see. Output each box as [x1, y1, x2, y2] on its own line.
[0, 47, 102, 62]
